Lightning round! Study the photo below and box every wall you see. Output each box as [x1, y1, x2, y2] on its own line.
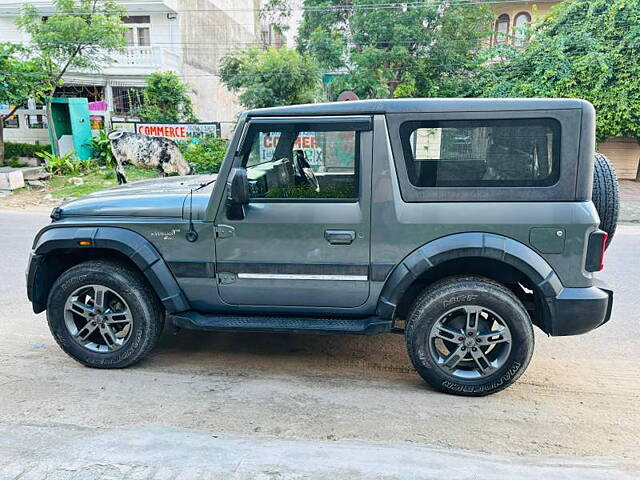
[177, 0, 260, 123]
[598, 137, 640, 180]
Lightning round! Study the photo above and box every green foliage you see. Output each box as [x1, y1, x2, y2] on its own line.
[297, 0, 493, 99]
[0, 43, 52, 161]
[178, 136, 229, 174]
[264, 183, 355, 199]
[37, 151, 95, 176]
[3, 142, 51, 159]
[478, 0, 640, 142]
[137, 72, 197, 123]
[219, 47, 321, 108]
[0, 43, 51, 109]
[90, 131, 116, 168]
[17, 0, 126, 93]
[260, 0, 292, 34]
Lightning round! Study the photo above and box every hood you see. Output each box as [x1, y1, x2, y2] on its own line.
[58, 175, 217, 218]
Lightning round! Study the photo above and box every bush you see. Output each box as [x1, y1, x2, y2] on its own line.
[178, 136, 228, 174]
[37, 151, 96, 176]
[91, 131, 116, 168]
[4, 142, 51, 159]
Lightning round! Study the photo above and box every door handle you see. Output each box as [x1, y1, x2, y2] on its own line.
[325, 230, 356, 245]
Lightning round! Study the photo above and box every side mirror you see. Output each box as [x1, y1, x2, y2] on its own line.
[226, 167, 249, 220]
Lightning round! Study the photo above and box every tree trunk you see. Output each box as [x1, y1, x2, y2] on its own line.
[0, 118, 4, 164]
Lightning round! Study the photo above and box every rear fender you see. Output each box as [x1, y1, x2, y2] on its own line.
[376, 232, 564, 327]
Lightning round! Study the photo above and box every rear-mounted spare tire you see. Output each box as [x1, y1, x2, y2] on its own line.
[592, 153, 619, 249]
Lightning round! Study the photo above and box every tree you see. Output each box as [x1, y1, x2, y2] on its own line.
[297, 0, 493, 99]
[12, 0, 127, 157]
[0, 44, 51, 162]
[137, 72, 197, 123]
[17, 0, 127, 99]
[219, 47, 320, 109]
[479, 0, 640, 142]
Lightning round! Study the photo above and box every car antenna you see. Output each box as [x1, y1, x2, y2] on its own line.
[186, 188, 198, 243]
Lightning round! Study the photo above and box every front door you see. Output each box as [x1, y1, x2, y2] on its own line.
[214, 116, 372, 308]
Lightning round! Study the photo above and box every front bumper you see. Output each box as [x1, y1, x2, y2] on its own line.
[546, 280, 613, 336]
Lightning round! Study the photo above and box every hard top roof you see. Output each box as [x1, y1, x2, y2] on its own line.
[246, 98, 586, 117]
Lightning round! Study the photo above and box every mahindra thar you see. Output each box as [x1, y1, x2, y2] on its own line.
[26, 99, 618, 396]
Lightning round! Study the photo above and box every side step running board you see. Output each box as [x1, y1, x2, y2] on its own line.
[170, 312, 393, 336]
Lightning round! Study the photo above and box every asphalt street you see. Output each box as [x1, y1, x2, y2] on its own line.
[0, 209, 638, 479]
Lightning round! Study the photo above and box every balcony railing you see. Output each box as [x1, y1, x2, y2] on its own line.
[112, 46, 161, 67]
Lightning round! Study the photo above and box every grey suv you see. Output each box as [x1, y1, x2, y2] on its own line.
[26, 99, 616, 396]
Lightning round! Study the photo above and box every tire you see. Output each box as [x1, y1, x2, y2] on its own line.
[405, 276, 534, 396]
[46, 260, 164, 368]
[592, 153, 619, 249]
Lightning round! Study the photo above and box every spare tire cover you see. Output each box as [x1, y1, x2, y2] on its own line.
[592, 153, 620, 248]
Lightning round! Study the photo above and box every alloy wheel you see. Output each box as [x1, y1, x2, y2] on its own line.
[428, 305, 512, 379]
[63, 285, 133, 353]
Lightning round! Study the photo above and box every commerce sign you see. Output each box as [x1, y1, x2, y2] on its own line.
[136, 122, 220, 140]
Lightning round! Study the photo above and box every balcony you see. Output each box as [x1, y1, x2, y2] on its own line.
[112, 46, 160, 67]
[87, 46, 182, 77]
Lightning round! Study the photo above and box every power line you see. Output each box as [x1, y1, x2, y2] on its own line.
[0, 0, 586, 15]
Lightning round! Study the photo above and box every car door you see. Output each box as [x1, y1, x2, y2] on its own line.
[214, 116, 372, 308]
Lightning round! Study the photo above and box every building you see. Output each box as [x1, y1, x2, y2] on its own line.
[489, 1, 561, 47]
[0, 0, 269, 142]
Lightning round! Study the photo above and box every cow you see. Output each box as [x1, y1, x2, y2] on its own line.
[108, 131, 192, 184]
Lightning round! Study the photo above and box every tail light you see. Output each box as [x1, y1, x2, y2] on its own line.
[585, 230, 608, 272]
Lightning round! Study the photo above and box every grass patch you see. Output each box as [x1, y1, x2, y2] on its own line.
[49, 166, 158, 198]
[11, 165, 160, 200]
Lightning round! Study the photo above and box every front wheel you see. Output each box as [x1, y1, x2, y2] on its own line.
[46, 260, 164, 368]
[405, 276, 534, 396]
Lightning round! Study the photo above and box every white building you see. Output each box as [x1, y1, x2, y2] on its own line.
[0, 0, 267, 142]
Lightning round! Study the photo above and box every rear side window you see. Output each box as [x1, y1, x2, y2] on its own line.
[399, 119, 560, 188]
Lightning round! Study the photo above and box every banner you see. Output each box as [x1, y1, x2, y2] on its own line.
[136, 122, 220, 141]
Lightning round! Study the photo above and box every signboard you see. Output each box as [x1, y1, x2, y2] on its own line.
[259, 132, 323, 166]
[111, 122, 136, 133]
[111, 121, 221, 141]
[414, 127, 443, 160]
[136, 122, 220, 141]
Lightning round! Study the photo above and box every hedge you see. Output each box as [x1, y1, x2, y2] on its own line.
[4, 142, 51, 159]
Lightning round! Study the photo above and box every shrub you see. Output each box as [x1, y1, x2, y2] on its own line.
[37, 151, 96, 176]
[4, 142, 51, 159]
[178, 136, 228, 174]
[90, 131, 116, 168]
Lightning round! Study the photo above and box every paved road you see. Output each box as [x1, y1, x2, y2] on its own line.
[0, 209, 638, 479]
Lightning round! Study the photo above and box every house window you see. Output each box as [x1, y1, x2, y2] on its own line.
[27, 114, 48, 129]
[112, 86, 144, 116]
[123, 16, 151, 47]
[514, 12, 532, 47]
[494, 14, 510, 45]
[3, 114, 19, 129]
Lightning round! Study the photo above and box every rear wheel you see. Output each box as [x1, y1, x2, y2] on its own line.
[47, 260, 164, 368]
[405, 276, 534, 396]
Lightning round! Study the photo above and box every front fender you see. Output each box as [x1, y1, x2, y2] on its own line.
[376, 232, 563, 320]
[28, 226, 190, 314]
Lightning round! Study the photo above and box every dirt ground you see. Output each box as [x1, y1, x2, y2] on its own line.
[0, 210, 639, 478]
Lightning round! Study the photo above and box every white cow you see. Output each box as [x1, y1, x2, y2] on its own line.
[108, 131, 192, 184]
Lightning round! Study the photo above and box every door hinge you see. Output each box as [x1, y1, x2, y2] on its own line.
[217, 272, 237, 284]
[215, 224, 235, 239]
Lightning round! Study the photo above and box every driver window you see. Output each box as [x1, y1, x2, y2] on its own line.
[244, 128, 359, 200]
